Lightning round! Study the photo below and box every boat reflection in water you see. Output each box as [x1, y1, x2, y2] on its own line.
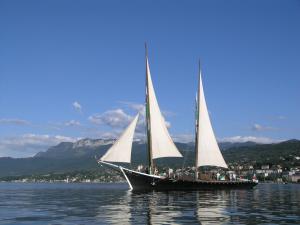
[95, 188, 232, 224]
[115, 190, 233, 224]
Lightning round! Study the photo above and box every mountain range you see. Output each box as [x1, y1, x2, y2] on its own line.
[0, 138, 299, 177]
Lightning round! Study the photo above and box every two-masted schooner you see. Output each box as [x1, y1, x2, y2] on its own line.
[98, 47, 258, 190]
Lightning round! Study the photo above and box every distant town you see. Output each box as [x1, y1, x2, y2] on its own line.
[1, 162, 299, 184]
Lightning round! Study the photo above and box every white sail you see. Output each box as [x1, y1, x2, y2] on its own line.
[196, 71, 228, 168]
[146, 57, 182, 159]
[100, 114, 139, 163]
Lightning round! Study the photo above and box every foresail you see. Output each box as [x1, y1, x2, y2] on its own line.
[100, 114, 139, 163]
[146, 58, 182, 159]
[196, 71, 228, 168]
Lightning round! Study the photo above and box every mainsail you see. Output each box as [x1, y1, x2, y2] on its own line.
[195, 68, 228, 169]
[145, 56, 183, 160]
[100, 114, 139, 163]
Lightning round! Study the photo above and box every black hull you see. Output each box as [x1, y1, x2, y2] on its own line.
[122, 168, 258, 191]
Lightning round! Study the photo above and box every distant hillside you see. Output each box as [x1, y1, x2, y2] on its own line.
[224, 139, 300, 168]
[219, 141, 258, 150]
[0, 139, 299, 177]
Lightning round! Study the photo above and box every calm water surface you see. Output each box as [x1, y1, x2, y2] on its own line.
[0, 182, 299, 224]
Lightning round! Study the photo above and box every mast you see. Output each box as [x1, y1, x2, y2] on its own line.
[145, 43, 154, 174]
[195, 60, 201, 180]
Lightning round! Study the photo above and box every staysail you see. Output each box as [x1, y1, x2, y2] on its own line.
[100, 114, 139, 163]
[146, 56, 182, 159]
[195, 68, 228, 168]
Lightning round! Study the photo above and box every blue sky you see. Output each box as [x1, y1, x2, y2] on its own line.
[0, 0, 299, 157]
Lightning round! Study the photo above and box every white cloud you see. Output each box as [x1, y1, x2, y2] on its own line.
[164, 120, 171, 128]
[87, 103, 173, 139]
[87, 112, 170, 143]
[65, 120, 81, 127]
[119, 102, 147, 132]
[151, 133, 283, 144]
[118, 101, 171, 130]
[219, 136, 283, 144]
[172, 134, 194, 143]
[88, 109, 133, 128]
[0, 134, 80, 158]
[162, 110, 177, 117]
[120, 101, 175, 118]
[0, 118, 30, 126]
[252, 123, 276, 131]
[96, 131, 119, 139]
[119, 101, 145, 116]
[47, 120, 82, 130]
[73, 101, 82, 113]
[277, 115, 286, 120]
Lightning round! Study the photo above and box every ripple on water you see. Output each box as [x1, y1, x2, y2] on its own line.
[0, 183, 299, 224]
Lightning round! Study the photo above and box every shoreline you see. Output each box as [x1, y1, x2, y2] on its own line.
[0, 180, 298, 184]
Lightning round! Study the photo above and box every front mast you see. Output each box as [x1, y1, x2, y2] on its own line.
[145, 43, 154, 174]
[195, 60, 201, 180]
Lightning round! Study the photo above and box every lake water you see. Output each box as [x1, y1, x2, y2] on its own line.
[0, 183, 299, 224]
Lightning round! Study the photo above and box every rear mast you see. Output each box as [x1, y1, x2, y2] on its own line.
[145, 43, 154, 174]
[195, 60, 201, 180]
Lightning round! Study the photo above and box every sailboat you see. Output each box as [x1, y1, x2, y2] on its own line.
[98, 46, 258, 190]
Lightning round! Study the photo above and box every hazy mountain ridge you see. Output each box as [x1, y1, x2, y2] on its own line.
[34, 138, 141, 158]
[34, 138, 257, 159]
[0, 139, 299, 177]
[219, 141, 258, 150]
